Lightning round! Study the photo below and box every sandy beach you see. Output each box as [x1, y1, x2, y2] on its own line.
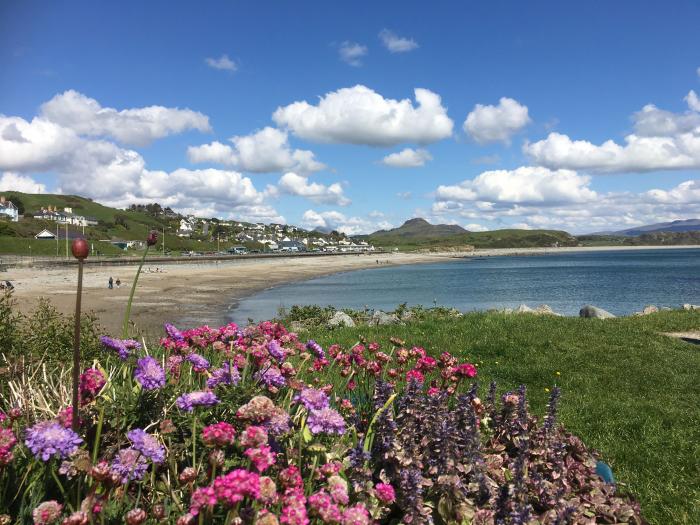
[4, 244, 699, 336]
[4, 252, 452, 336]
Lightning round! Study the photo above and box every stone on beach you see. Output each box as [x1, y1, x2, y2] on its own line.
[633, 305, 659, 316]
[515, 304, 534, 313]
[534, 304, 561, 316]
[579, 305, 616, 319]
[682, 303, 700, 311]
[328, 311, 355, 327]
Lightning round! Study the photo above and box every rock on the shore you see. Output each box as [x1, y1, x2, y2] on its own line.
[515, 304, 534, 313]
[534, 304, 561, 316]
[512, 304, 560, 316]
[579, 305, 616, 319]
[328, 311, 355, 328]
[682, 303, 700, 311]
[369, 310, 400, 326]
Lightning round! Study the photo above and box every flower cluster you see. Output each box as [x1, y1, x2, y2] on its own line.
[202, 422, 236, 448]
[176, 391, 220, 412]
[134, 356, 166, 390]
[79, 368, 106, 403]
[24, 421, 83, 461]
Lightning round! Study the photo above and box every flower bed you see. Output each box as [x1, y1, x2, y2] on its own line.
[0, 321, 644, 524]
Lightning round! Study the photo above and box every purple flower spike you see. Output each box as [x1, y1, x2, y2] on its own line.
[25, 421, 83, 461]
[176, 391, 220, 412]
[134, 356, 166, 390]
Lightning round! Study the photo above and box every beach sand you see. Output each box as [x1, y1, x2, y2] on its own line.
[5, 252, 452, 336]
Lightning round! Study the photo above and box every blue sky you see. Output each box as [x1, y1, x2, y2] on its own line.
[1, 0, 700, 234]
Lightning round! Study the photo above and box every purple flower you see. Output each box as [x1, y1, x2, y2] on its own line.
[164, 323, 185, 342]
[207, 362, 240, 388]
[110, 447, 150, 483]
[306, 340, 325, 359]
[294, 388, 330, 411]
[126, 429, 165, 463]
[254, 366, 286, 388]
[134, 356, 166, 390]
[187, 353, 210, 370]
[176, 391, 220, 412]
[267, 340, 285, 362]
[266, 411, 291, 436]
[25, 421, 83, 461]
[307, 408, 346, 435]
[100, 336, 140, 360]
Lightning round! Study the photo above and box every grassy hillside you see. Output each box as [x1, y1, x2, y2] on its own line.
[297, 309, 700, 524]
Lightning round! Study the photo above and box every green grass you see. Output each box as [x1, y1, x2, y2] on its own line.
[303, 310, 700, 524]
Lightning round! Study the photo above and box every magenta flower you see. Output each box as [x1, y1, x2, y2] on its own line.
[239, 426, 268, 448]
[308, 491, 341, 524]
[134, 356, 166, 390]
[79, 368, 106, 402]
[176, 391, 220, 412]
[202, 422, 236, 448]
[244, 445, 276, 472]
[341, 504, 370, 525]
[456, 363, 478, 378]
[213, 469, 260, 505]
[374, 483, 396, 504]
[25, 421, 83, 461]
[32, 501, 63, 525]
[189, 486, 217, 516]
[0, 428, 17, 466]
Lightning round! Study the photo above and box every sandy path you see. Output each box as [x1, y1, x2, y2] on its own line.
[5, 252, 451, 336]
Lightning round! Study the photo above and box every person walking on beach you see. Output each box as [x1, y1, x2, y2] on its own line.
[108, 276, 113, 289]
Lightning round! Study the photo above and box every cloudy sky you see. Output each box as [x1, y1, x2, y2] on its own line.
[1, 1, 700, 234]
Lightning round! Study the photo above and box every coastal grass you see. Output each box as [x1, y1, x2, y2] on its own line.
[303, 310, 700, 525]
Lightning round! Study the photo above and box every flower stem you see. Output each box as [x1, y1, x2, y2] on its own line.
[122, 245, 150, 338]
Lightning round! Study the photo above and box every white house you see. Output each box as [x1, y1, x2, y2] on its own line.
[34, 229, 56, 239]
[0, 196, 19, 222]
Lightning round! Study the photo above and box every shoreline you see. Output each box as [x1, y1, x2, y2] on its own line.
[5, 244, 699, 337]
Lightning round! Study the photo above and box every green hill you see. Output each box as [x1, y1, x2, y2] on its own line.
[364, 218, 578, 250]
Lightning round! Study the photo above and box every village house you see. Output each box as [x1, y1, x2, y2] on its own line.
[0, 196, 19, 222]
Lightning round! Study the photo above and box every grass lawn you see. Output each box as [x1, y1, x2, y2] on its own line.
[302, 310, 700, 524]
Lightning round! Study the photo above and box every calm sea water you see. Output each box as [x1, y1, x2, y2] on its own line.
[230, 248, 700, 323]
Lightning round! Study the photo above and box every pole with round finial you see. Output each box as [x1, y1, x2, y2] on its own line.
[71, 238, 89, 431]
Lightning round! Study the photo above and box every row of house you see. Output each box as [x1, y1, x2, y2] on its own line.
[33, 206, 99, 227]
[0, 196, 19, 222]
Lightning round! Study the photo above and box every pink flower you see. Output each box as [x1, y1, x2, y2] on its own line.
[214, 469, 260, 505]
[280, 488, 308, 525]
[308, 491, 341, 523]
[189, 486, 217, 516]
[202, 422, 236, 448]
[427, 387, 440, 396]
[240, 426, 268, 448]
[327, 476, 349, 505]
[341, 504, 370, 525]
[374, 483, 396, 504]
[32, 501, 63, 525]
[416, 356, 437, 371]
[279, 465, 302, 489]
[406, 369, 424, 383]
[456, 363, 477, 378]
[245, 445, 276, 472]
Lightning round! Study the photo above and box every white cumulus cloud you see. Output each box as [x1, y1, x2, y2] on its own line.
[273, 85, 453, 146]
[379, 29, 418, 53]
[40, 90, 211, 146]
[436, 167, 596, 205]
[188, 127, 325, 173]
[525, 91, 700, 173]
[0, 172, 47, 193]
[464, 97, 531, 145]
[205, 54, 237, 72]
[338, 42, 367, 67]
[301, 209, 392, 235]
[381, 148, 432, 168]
[277, 172, 350, 206]
[465, 223, 488, 232]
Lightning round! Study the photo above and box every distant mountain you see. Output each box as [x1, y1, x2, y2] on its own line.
[369, 218, 467, 240]
[364, 218, 577, 249]
[591, 219, 700, 236]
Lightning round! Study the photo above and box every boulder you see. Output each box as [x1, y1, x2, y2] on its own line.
[534, 304, 561, 316]
[328, 311, 355, 328]
[369, 310, 400, 326]
[642, 305, 659, 315]
[579, 305, 616, 319]
[515, 304, 534, 313]
[682, 304, 700, 311]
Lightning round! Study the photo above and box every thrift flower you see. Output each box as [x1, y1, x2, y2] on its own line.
[327, 476, 349, 505]
[32, 501, 63, 525]
[202, 422, 236, 448]
[134, 356, 166, 390]
[0, 428, 17, 465]
[213, 469, 260, 505]
[189, 486, 217, 516]
[258, 476, 278, 504]
[308, 492, 341, 524]
[239, 426, 268, 448]
[176, 391, 220, 412]
[244, 445, 276, 472]
[126, 429, 165, 463]
[374, 483, 396, 504]
[79, 368, 106, 402]
[279, 465, 303, 489]
[341, 504, 370, 525]
[456, 363, 477, 378]
[25, 421, 83, 461]
[307, 408, 346, 435]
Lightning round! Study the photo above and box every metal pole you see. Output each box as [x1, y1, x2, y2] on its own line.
[163, 227, 165, 256]
[65, 222, 68, 258]
[72, 258, 84, 430]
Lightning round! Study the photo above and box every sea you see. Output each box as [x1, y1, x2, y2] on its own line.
[229, 248, 700, 323]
